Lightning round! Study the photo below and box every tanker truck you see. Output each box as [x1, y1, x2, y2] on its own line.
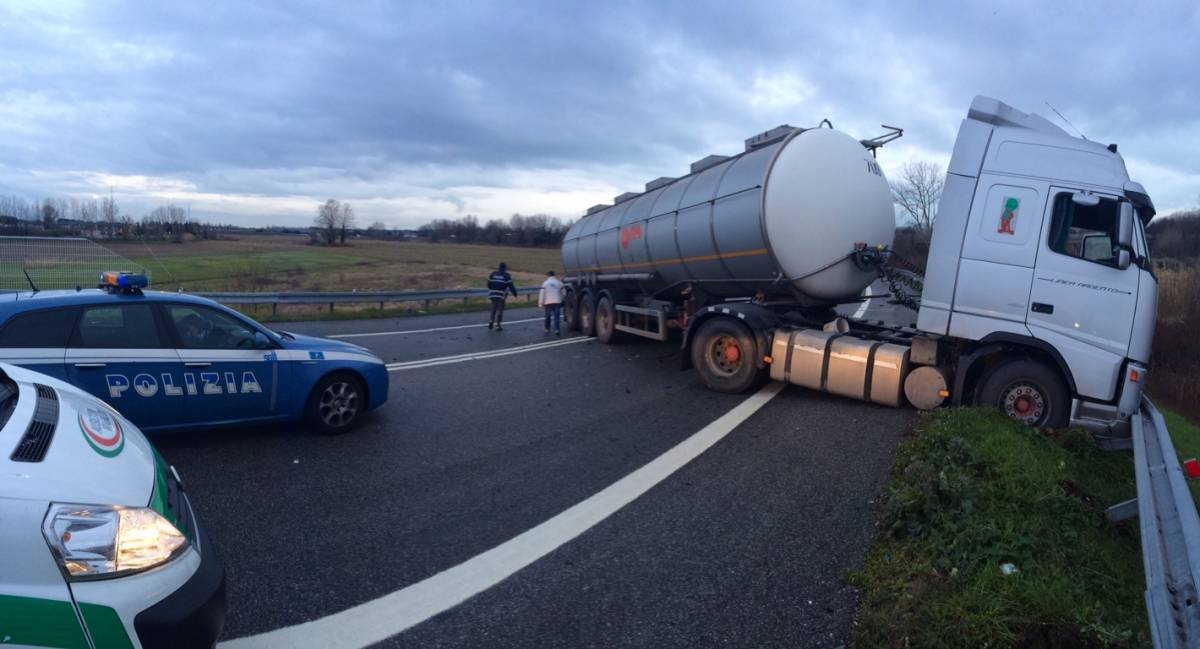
[560, 96, 1158, 433]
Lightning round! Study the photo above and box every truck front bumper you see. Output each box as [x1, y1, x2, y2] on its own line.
[1069, 361, 1147, 441]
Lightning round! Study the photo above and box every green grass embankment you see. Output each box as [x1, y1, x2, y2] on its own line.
[848, 408, 1149, 648]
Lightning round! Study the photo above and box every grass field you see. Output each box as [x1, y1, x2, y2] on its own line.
[849, 408, 1149, 649]
[107, 234, 561, 291]
[98, 234, 561, 320]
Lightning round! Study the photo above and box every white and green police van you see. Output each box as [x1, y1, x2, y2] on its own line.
[0, 362, 224, 648]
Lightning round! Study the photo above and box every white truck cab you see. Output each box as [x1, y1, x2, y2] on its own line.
[916, 97, 1156, 433]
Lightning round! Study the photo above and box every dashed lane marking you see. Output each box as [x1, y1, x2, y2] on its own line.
[330, 317, 543, 338]
[386, 336, 592, 371]
[851, 284, 874, 320]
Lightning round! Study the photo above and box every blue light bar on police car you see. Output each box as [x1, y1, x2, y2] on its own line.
[100, 271, 149, 291]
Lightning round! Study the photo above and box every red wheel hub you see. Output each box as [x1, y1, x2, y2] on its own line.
[723, 343, 741, 364]
[1014, 395, 1034, 415]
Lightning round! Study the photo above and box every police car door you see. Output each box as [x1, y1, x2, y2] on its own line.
[64, 302, 185, 429]
[163, 303, 282, 426]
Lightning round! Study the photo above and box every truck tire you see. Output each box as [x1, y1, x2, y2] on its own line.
[578, 292, 596, 337]
[977, 359, 1069, 428]
[595, 295, 619, 344]
[305, 372, 366, 435]
[563, 290, 580, 332]
[690, 317, 761, 393]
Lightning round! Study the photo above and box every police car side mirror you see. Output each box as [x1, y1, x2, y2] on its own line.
[254, 331, 271, 349]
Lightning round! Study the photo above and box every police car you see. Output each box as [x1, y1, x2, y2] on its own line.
[0, 272, 389, 434]
[0, 361, 224, 648]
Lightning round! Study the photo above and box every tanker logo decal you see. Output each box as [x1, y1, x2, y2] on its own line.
[620, 224, 644, 249]
[79, 406, 125, 458]
[997, 197, 1018, 235]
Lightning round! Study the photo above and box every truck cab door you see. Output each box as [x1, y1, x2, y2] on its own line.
[1026, 188, 1140, 400]
[948, 176, 1045, 338]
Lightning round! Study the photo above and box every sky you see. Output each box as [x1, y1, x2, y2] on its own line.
[1, 0, 1197, 229]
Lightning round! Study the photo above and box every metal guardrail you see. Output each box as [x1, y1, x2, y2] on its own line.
[1134, 396, 1200, 648]
[194, 287, 540, 314]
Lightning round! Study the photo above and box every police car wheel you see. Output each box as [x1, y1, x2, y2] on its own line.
[306, 373, 365, 434]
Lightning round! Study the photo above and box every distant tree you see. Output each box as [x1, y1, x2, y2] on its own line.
[891, 160, 944, 237]
[314, 199, 341, 245]
[102, 193, 119, 238]
[41, 199, 58, 229]
[337, 203, 355, 245]
[367, 221, 388, 239]
[1147, 208, 1200, 260]
[417, 212, 571, 247]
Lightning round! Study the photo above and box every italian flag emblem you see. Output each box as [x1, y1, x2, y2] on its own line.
[79, 407, 124, 458]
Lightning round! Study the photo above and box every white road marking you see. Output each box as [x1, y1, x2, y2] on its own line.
[219, 381, 784, 649]
[386, 336, 592, 371]
[851, 284, 873, 320]
[330, 318, 542, 338]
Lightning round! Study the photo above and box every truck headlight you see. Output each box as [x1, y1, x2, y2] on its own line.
[42, 504, 188, 579]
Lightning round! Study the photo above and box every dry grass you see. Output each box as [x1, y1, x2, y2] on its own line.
[105, 234, 560, 293]
[99, 233, 560, 321]
[1149, 265, 1200, 421]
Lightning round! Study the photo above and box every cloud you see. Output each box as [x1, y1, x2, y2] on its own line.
[0, 0, 1195, 227]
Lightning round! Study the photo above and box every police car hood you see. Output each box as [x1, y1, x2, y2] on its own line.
[0, 363, 155, 507]
[280, 333, 377, 357]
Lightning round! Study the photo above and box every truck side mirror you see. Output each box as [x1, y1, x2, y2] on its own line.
[1118, 202, 1134, 249]
[1117, 249, 1131, 270]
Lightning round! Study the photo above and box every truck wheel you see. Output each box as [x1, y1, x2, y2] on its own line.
[691, 318, 761, 393]
[305, 372, 365, 435]
[977, 359, 1069, 428]
[578, 293, 596, 337]
[563, 290, 581, 332]
[595, 295, 619, 344]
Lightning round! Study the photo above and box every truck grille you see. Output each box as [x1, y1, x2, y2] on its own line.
[10, 384, 59, 463]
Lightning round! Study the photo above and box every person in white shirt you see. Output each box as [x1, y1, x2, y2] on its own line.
[537, 270, 565, 335]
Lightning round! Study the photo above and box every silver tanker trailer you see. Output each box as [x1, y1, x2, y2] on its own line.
[560, 96, 1158, 433]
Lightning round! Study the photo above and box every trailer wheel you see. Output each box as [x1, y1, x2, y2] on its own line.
[563, 290, 581, 332]
[595, 295, 619, 344]
[578, 292, 596, 337]
[691, 318, 761, 393]
[977, 359, 1069, 428]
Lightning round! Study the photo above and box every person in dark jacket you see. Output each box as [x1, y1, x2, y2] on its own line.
[486, 262, 518, 330]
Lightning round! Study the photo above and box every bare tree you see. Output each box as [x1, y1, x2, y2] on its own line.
[337, 202, 355, 245]
[41, 199, 58, 229]
[314, 199, 341, 245]
[891, 160, 944, 236]
[102, 192, 119, 238]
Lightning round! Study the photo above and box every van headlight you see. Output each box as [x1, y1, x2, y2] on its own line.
[42, 504, 188, 579]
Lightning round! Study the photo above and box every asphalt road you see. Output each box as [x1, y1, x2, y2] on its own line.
[152, 284, 914, 648]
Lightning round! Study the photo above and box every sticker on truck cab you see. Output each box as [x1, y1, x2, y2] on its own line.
[998, 197, 1019, 235]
